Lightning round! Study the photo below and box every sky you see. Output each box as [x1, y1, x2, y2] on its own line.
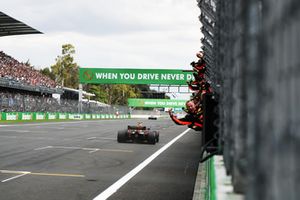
[1, 0, 202, 99]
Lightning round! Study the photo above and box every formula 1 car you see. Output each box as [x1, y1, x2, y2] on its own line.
[117, 123, 159, 144]
[148, 115, 157, 120]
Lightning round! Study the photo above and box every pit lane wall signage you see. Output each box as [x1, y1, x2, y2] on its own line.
[0, 112, 130, 121]
[128, 98, 186, 108]
[79, 68, 193, 85]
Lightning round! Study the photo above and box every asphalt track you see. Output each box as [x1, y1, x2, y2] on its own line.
[0, 118, 203, 200]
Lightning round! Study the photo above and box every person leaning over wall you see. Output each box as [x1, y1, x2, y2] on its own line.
[168, 100, 203, 131]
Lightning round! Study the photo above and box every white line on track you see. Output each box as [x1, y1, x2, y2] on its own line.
[34, 146, 53, 150]
[34, 146, 132, 153]
[0, 120, 125, 128]
[87, 137, 115, 140]
[0, 170, 85, 181]
[93, 128, 191, 200]
[1, 130, 30, 133]
[34, 146, 98, 153]
[87, 137, 97, 140]
[1, 171, 30, 183]
[88, 149, 99, 153]
[0, 170, 30, 174]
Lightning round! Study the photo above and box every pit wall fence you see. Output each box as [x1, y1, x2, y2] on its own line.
[198, 0, 300, 199]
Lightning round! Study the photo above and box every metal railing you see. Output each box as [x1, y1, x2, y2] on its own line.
[0, 77, 63, 94]
[0, 91, 129, 115]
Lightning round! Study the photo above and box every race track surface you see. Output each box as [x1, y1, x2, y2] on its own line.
[0, 118, 203, 200]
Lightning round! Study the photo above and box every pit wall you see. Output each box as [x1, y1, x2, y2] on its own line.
[0, 112, 130, 121]
[205, 156, 244, 200]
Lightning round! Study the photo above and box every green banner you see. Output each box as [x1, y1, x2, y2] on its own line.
[20, 112, 33, 120]
[35, 113, 45, 120]
[47, 113, 57, 120]
[128, 98, 186, 108]
[58, 113, 67, 120]
[79, 68, 193, 85]
[1, 112, 18, 120]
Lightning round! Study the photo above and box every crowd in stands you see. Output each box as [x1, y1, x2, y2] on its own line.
[0, 51, 57, 88]
[0, 51, 125, 114]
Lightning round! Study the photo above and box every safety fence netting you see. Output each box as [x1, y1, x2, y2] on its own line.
[0, 90, 129, 115]
[197, 0, 300, 199]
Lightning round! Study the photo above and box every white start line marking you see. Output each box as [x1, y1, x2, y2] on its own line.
[93, 128, 191, 200]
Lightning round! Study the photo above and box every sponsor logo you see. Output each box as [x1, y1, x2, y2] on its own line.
[83, 70, 93, 81]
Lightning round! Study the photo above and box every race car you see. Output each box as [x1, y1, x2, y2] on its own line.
[117, 123, 159, 144]
[148, 115, 157, 120]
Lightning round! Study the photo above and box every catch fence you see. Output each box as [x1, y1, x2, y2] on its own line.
[198, 0, 300, 199]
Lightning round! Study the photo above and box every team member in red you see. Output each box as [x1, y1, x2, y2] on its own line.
[169, 51, 212, 131]
[168, 100, 203, 131]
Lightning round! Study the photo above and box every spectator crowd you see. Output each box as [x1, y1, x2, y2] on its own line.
[0, 51, 127, 115]
[0, 51, 57, 88]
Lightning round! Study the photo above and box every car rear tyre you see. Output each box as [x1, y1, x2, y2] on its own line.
[148, 132, 156, 144]
[117, 129, 127, 143]
[155, 132, 159, 143]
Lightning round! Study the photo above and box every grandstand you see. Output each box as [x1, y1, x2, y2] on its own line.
[0, 50, 119, 114]
[0, 51, 61, 91]
[0, 12, 127, 115]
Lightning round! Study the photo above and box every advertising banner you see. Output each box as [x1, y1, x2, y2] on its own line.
[21, 113, 33, 120]
[0, 112, 129, 121]
[35, 113, 45, 120]
[47, 113, 57, 120]
[79, 68, 193, 85]
[128, 98, 187, 108]
[69, 114, 82, 120]
[59, 113, 67, 120]
[4, 112, 18, 120]
[85, 114, 91, 119]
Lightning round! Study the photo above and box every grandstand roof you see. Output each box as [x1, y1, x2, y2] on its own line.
[0, 12, 42, 37]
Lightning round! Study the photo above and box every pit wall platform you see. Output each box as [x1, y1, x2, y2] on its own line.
[193, 156, 245, 200]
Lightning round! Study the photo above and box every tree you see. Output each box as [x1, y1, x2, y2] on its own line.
[84, 84, 108, 103]
[109, 84, 140, 105]
[40, 67, 55, 80]
[51, 44, 79, 88]
[84, 84, 141, 105]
